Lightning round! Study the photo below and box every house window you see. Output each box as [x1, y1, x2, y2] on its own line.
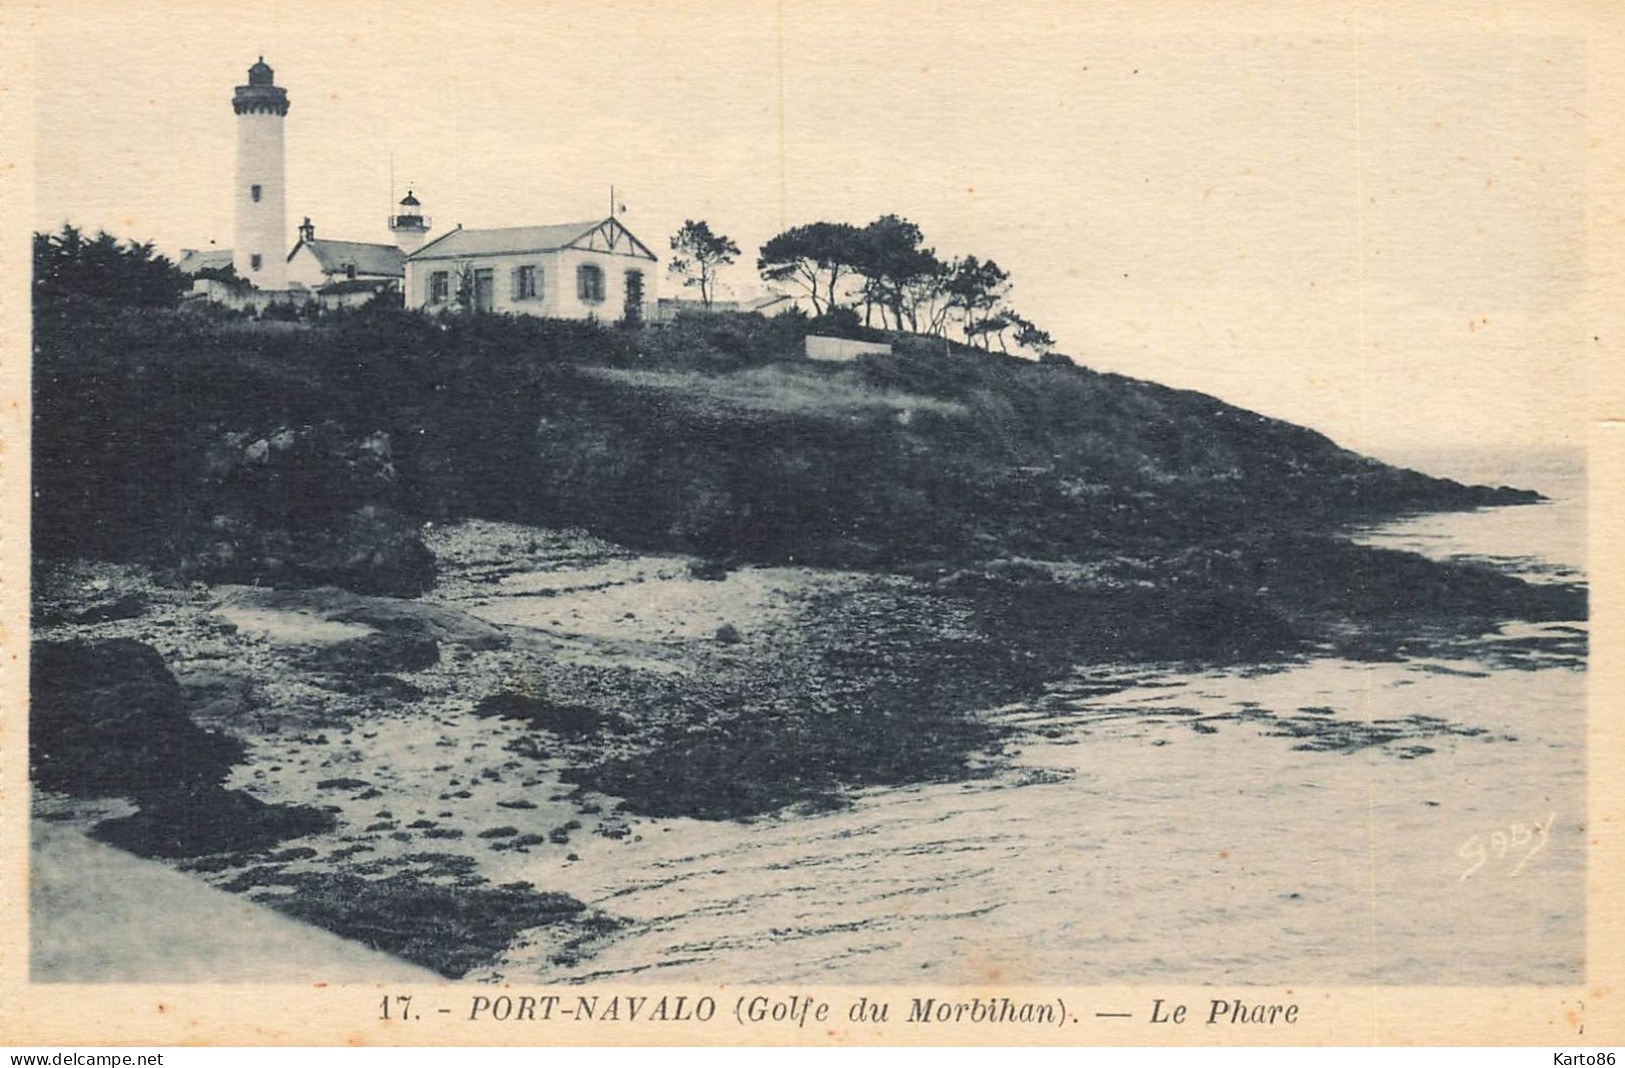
[577, 263, 604, 303]
[514, 264, 539, 300]
[430, 271, 449, 304]
[251, 184, 262, 203]
[250, 253, 262, 271]
[345, 263, 357, 280]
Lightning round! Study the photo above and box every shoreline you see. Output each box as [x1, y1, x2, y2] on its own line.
[28, 509, 1586, 980]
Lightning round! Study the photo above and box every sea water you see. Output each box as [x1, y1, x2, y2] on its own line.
[511, 447, 1587, 985]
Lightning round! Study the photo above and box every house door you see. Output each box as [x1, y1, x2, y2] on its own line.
[623, 269, 645, 323]
[474, 268, 495, 313]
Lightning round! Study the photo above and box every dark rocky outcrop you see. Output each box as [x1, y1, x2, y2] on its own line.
[303, 631, 440, 674]
[30, 638, 245, 797]
[473, 692, 625, 737]
[33, 638, 340, 859]
[182, 425, 435, 597]
[229, 868, 592, 979]
[66, 593, 149, 625]
[90, 787, 336, 859]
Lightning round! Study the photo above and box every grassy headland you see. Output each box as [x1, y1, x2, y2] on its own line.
[34, 298, 1538, 578]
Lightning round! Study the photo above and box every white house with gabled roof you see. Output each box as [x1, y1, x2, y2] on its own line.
[403, 216, 658, 322]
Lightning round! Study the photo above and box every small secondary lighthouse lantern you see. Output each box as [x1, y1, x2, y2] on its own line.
[390, 189, 431, 255]
[231, 57, 290, 291]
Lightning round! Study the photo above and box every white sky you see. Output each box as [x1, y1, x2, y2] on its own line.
[26, 1, 1592, 454]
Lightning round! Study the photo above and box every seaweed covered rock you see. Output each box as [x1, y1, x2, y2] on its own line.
[304, 631, 440, 674]
[1163, 590, 1303, 661]
[473, 692, 624, 736]
[67, 592, 149, 625]
[230, 868, 591, 979]
[90, 786, 336, 858]
[30, 638, 244, 797]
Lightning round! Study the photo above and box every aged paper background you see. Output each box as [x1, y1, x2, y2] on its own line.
[1, 0, 1622, 1045]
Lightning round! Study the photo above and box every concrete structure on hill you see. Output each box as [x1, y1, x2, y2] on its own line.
[654, 292, 794, 322]
[805, 334, 894, 362]
[404, 218, 659, 322]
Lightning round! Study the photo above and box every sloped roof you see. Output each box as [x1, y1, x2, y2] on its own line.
[291, 238, 404, 277]
[408, 221, 604, 261]
[176, 248, 234, 275]
[409, 218, 658, 261]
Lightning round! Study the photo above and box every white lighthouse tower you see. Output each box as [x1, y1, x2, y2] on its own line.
[231, 57, 290, 291]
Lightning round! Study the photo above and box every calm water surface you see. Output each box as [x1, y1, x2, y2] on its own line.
[499, 449, 1587, 985]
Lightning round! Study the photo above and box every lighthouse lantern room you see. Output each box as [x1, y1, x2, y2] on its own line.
[389, 190, 432, 255]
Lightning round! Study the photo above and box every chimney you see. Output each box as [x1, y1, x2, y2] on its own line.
[298, 217, 315, 243]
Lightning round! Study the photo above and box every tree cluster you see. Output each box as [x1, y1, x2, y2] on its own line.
[753, 215, 1054, 354]
[666, 214, 1056, 354]
[33, 224, 189, 308]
